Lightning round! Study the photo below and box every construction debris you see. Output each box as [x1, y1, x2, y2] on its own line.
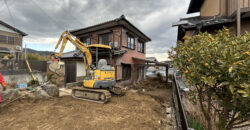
[133, 76, 166, 90]
[1, 89, 19, 101]
[59, 88, 72, 96]
[41, 84, 59, 97]
[34, 88, 51, 99]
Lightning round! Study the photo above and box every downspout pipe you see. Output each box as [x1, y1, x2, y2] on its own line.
[215, 0, 221, 18]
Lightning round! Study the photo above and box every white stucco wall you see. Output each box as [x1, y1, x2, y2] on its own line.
[76, 61, 86, 77]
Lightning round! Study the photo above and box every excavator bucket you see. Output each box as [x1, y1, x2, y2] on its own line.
[48, 54, 64, 75]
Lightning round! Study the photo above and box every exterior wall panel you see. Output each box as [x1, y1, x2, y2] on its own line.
[200, 0, 219, 17]
[74, 26, 148, 85]
[0, 30, 23, 51]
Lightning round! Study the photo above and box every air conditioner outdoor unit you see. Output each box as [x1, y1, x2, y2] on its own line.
[15, 46, 22, 51]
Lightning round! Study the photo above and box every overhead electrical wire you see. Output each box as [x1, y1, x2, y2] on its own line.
[3, 0, 16, 27]
[29, 0, 84, 30]
[29, 0, 64, 29]
[54, 0, 84, 28]
[0, 0, 17, 14]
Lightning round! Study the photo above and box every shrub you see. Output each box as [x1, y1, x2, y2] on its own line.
[169, 28, 250, 130]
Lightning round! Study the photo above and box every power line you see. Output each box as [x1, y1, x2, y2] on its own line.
[4, 0, 16, 27]
[54, 0, 84, 27]
[29, 0, 64, 29]
[0, 0, 17, 14]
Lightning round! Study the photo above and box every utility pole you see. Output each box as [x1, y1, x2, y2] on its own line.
[25, 44, 27, 59]
[237, 0, 241, 36]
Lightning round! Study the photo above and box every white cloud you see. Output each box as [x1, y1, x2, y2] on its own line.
[146, 52, 170, 62]
[1, 0, 193, 61]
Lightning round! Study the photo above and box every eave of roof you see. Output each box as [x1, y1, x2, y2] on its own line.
[187, 0, 205, 14]
[173, 16, 234, 29]
[0, 20, 27, 36]
[69, 15, 151, 42]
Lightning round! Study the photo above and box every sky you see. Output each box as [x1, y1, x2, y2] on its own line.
[0, 0, 197, 61]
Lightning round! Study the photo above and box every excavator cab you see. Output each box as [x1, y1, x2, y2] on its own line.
[83, 45, 116, 88]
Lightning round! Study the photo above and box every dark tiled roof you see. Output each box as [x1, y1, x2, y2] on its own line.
[70, 15, 151, 42]
[0, 20, 27, 36]
[187, 0, 205, 14]
[61, 50, 83, 59]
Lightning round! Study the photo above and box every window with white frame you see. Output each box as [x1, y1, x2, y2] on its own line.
[127, 35, 135, 49]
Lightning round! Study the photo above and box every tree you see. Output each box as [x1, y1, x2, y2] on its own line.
[21, 53, 49, 61]
[169, 28, 250, 130]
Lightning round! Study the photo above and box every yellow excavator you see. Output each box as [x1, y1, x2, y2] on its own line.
[49, 31, 123, 103]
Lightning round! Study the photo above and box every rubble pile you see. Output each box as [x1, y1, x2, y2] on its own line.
[41, 84, 59, 97]
[0, 82, 61, 108]
[134, 76, 166, 90]
[47, 71, 64, 87]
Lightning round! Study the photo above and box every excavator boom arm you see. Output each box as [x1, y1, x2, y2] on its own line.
[53, 31, 92, 73]
[51, 31, 112, 75]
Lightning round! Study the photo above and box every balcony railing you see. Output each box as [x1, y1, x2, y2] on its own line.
[228, 0, 250, 17]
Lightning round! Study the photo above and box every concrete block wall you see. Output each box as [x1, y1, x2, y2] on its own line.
[3, 72, 47, 84]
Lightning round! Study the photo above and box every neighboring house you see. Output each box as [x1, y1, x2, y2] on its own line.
[60, 50, 86, 84]
[0, 20, 27, 58]
[63, 15, 151, 85]
[173, 0, 250, 40]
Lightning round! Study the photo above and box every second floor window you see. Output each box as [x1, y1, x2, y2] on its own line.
[8, 37, 14, 44]
[80, 37, 91, 45]
[0, 35, 7, 43]
[99, 33, 111, 45]
[138, 41, 144, 53]
[127, 35, 135, 49]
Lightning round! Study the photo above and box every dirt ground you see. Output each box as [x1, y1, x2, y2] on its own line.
[0, 88, 172, 130]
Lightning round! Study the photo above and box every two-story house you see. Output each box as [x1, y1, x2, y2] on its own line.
[0, 20, 27, 59]
[61, 15, 151, 86]
[173, 0, 250, 40]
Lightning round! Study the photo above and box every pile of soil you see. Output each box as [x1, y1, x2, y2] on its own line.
[134, 77, 166, 90]
[0, 91, 169, 130]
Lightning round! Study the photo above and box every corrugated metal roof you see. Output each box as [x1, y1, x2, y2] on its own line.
[61, 50, 83, 59]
